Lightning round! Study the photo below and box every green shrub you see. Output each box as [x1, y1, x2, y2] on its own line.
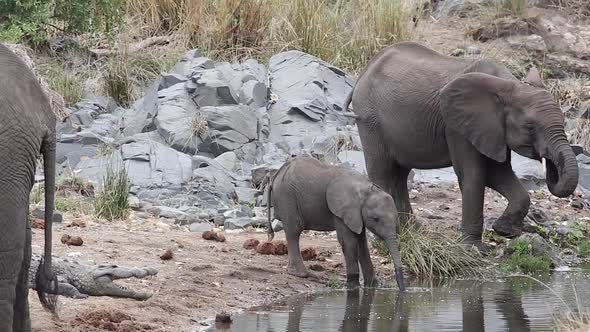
[94, 163, 130, 221]
[55, 196, 94, 214]
[501, 239, 552, 273]
[103, 51, 135, 107]
[0, 0, 124, 44]
[578, 241, 590, 258]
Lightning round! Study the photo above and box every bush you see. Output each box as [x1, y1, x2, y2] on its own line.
[501, 240, 552, 273]
[0, 0, 125, 44]
[95, 163, 130, 221]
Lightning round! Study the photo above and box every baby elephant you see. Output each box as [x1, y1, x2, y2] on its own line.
[267, 156, 405, 291]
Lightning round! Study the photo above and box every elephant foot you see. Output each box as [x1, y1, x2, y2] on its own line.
[287, 265, 309, 278]
[363, 277, 380, 288]
[492, 217, 523, 238]
[346, 280, 361, 290]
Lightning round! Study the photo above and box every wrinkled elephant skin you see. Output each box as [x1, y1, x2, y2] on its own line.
[267, 156, 405, 291]
[0, 43, 58, 331]
[344, 42, 579, 248]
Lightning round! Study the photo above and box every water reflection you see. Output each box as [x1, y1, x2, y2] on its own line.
[209, 271, 590, 332]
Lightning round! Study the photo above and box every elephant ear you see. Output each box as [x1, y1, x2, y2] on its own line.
[439, 72, 515, 163]
[326, 178, 364, 235]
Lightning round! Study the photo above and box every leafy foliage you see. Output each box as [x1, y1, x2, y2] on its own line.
[0, 0, 125, 43]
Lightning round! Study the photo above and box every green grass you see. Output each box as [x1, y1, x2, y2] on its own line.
[501, 239, 552, 273]
[326, 275, 344, 289]
[103, 50, 135, 107]
[502, 0, 526, 15]
[578, 241, 590, 258]
[55, 196, 94, 214]
[94, 163, 130, 221]
[372, 222, 487, 278]
[35, 63, 84, 107]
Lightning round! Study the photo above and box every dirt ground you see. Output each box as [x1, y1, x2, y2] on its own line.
[28, 181, 589, 332]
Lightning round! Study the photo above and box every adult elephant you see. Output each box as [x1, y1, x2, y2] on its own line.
[0, 44, 58, 331]
[343, 41, 579, 249]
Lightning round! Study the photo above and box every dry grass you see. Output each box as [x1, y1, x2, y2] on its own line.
[555, 311, 590, 332]
[124, 0, 416, 73]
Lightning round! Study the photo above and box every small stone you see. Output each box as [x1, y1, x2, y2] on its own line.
[215, 312, 232, 324]
[214, 233, 226, 242]
[450, 48, 465, 57]
[273, 241, 288, 255]
[160, 248, 174, 260]
[272, 219, 284, 232]
[571, 199, 584, 209]
[256, 242, 275, 255]
[301, 248, 317, 261]
[243, 239, 260, 249]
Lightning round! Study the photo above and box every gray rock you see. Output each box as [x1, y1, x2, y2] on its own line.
[223, 206, 254, 219]
[272, 219, 283, 232]
[214, 152, 238, 171]
[154, 83, 204, 154]
[526, 34, 547, 52]
[189, 222, 213, 233]
[337, 150, 367, 175]
[153, 206, 189, 220]
[239, 80, 267, 108]
[128, 195, 141, 209]
[56, 142, 98, 171]
[526, 207, 552, 226]
[251, 163, 283, 186]
[433, 0, 465, 18]
[224, 217, 267, 230]
[192, 166, 237, 203]
[199, 105, 258, 156]
[189, 70, 238, 107]
[170, 49, 205, 76]
[31, 208, 63, 223]
[159, 73, 187, 90]
[121, 138, 193, 189]
[213, 215, 225, 226]
[215, 59, 268, 101]
[122, 80, 159, 137]
[234, 187, 259, 205]
[268, 50, 355, 152]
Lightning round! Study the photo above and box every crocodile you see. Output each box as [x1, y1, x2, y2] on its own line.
[28, 253, 158, 300]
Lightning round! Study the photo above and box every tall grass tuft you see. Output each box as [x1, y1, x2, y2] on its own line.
[35, 63, 84, 107]
[103, 48, 135, 107]
[502, 0, 526, 16]
[95, 163, 130, 221]
[372, 221, 487, 278]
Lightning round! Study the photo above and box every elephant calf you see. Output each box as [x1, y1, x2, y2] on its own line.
[266, 156, 405, 291]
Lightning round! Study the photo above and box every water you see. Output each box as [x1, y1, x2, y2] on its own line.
[207, 270, 590, 332]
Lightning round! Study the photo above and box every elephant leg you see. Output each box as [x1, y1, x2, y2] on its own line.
[0, 218, 25, 332]
[485, 161, 530, 238]
[389, 165, 414, 226]
[447, 134, 487, 248]
[284, 218, 308, 278]
[335, 220, 361, 289]
[12, 217, 31, 332]
[357, 230, 378, 287]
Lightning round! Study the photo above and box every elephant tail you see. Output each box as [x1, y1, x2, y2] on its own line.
[37, 133, 59, 315]
[266, 173, 274, 242]
[342, 88, 359, 120]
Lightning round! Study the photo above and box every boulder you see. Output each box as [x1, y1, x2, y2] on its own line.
[508, 233, 564, 267]
[234, 187, 259, 205]
[268, 50, 355, 152]
[154, 83, 203, 155]
[215, 59, 268, 102]
[188, 69, 238, 107]
[199, 105, 258, 156]
[189, 222, 213, 233]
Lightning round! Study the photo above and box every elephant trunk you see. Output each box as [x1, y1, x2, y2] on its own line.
[545, 135, 579, 198]
[386, 236, 405, 292]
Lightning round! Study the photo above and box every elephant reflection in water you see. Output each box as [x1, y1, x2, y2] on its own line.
[284, 289, 408, 332]
[460, 280, 531, 332]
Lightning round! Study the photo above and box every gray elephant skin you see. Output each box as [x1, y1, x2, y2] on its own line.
[266, 156, 405, 291]
[343, 42, 579, 248]
[0, 44, 58, 331]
